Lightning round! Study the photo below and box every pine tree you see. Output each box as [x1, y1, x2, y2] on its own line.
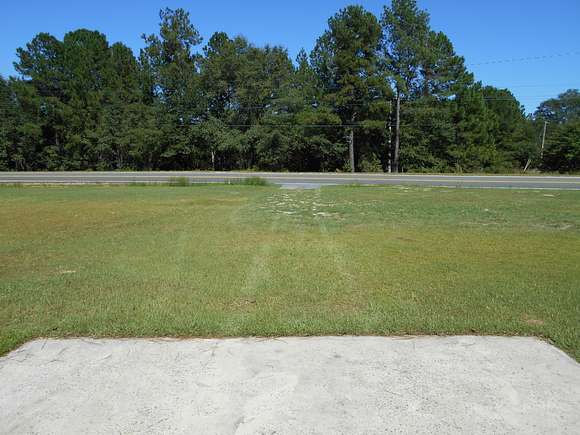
[311, 5, 387, 172]
[141, 8, 203, 169]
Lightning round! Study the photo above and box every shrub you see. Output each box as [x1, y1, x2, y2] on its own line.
[167, 176, 190, 186]
[359, 154, 383, 173]
[226, 176, 270, 186]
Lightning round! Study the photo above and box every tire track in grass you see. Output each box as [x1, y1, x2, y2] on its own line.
[151, 198, 247, 330]
[229, 193, 280, 333]
[147, 219, 197, 320]
[234, 189, 313, 333]
[239, 231, 273, 303]
[314, 189, 362, 320]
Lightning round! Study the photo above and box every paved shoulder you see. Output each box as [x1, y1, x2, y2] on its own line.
[1, 336, 579, 434]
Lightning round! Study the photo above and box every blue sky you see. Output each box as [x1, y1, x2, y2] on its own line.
[1, 0, 579, 113]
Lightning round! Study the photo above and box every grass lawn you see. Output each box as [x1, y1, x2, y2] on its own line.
[1, 184, 579, 360]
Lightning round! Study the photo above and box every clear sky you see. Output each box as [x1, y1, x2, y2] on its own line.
[1, 0, 579, 113]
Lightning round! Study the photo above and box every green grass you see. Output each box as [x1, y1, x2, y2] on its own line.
[167, 176, 191, 186]
[1, 184, 579, 359]
[226, 176, 271, 186]
[165, 175, 270, 187]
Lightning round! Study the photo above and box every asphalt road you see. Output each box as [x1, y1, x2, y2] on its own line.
[1, 171, 580, 189]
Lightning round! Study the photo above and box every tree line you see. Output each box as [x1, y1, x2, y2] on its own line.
[1, 0, 578, 172]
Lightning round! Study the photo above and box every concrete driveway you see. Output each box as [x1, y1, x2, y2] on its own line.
[1, 336, 579, 434]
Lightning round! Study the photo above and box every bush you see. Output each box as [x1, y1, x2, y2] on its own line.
[167, 176, 190, 186]
[359, 154, 383, 173]
[226, 176, 270, 186]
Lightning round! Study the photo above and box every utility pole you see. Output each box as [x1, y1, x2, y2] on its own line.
[349, 113, 355, 173]
[387, 100, 392, 173]
[540, 120, 548, 160]
[393, 94, 401, 173]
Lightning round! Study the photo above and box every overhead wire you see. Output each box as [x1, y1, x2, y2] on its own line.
[468, 51, 580, 66]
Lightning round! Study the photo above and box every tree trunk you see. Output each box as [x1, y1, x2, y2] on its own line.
[387, 100, 392, 173]
[394, 94, 401, 173]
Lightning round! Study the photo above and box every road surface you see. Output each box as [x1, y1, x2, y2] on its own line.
[1, 171, 580, 189]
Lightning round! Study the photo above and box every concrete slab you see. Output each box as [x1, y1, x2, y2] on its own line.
[1, 336, 579, 434]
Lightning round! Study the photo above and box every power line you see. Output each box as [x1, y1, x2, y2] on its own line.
[469, 50, 580, 66]
[494, 83, 580, 88]
[226, 124, 354, 128]
[171, 123, 376, 128]
[482, 95, 559, 100]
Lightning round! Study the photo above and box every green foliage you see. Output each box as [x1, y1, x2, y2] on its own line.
[534, 90, 580, 171]
[1, 5, 577, 173]
[535, 89, 580, 124]
[167, 176, 190, 186]
[381, 0, 472, 99]
[359, 154, 383, 172]
[227, 176, 270, 186]
[483, 86, 537, 168]
[0, 76, 13, 170]
[542, 121, 580, 172]
[311, 5, 390, 171]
